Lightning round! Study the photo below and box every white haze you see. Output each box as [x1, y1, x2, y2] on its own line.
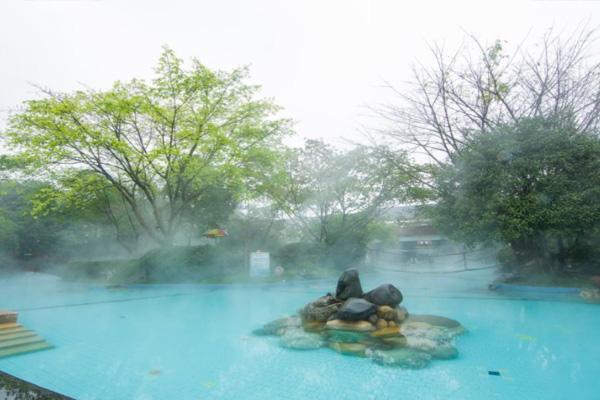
[0, 0, 599, 147]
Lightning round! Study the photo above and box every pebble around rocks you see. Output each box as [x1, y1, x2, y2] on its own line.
[377, 305, 396, 320]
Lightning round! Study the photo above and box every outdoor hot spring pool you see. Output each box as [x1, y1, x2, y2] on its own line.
[1, 270, 599, 400]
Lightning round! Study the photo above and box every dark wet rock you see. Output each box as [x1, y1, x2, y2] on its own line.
[252, 316, 301, 336]
[299, 295, 342, 322]
[335, 269, 363, 300]
[406, 314, 461, 328]
[337, 298, 377, 321]
[302, 302, 341, 322]
[312, 294, 339, 307]
[279, 327, 324, 350]
[367, 348, 432, 368]
[363, 284, 403, 307]
[368, 314, 378, 325]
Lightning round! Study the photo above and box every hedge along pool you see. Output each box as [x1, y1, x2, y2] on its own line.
[1, 270, 599, 400]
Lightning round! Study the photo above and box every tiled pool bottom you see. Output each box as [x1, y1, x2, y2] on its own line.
[1, 272, 599, 399]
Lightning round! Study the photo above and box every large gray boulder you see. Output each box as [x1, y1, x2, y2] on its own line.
[336, 298, 377, 321]
[363, 284, 403, 307]
[335, 269, 363, 300]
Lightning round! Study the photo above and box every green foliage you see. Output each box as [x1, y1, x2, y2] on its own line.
[0, 180, 66, 261]
[6, 47, 288, 246]
[266, 139, 427, 269]
[273, 241, 324, 271]
[432, 117, 600, 272]
[263, 140, 428, 269]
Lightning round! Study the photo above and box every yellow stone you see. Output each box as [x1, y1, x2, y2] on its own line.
[329, 342, 367, 356]
[382, 335, 408, 347]
[303, 321, 325, 332]
[376, 318, 388, 329]
[388, 320, 397, 327]
[325, 319, 375, 332]
[371, 326, 401, 338]
[376, 305, 395, 319]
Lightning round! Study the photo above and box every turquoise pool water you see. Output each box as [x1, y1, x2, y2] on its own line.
[1, 270, 599, 399]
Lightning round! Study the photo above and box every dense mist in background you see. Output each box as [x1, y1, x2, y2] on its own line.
[1, 21, 600, 286]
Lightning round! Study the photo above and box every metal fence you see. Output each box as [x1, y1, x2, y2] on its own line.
[367, 245, 500, 274]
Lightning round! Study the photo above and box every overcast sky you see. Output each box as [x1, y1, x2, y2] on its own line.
[1, 0, 599, 146]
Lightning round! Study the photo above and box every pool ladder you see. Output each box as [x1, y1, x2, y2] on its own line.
[0, 311, 53, 358]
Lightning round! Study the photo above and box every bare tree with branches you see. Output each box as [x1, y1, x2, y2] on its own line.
[374, 27, 600, 166]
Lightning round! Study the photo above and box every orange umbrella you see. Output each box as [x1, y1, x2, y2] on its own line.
[203, 228, 228, 238]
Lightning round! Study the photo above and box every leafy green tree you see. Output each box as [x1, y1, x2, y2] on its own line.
[6, 48, 288, 246]
[432, 117, 600, 272]
[267, 140, 424, 267]
[31, 172, 142, 253]
[0, 180, 66, 261]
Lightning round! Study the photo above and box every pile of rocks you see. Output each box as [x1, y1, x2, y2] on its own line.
[254, 269, 466, 369]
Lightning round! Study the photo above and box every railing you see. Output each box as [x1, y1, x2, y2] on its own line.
[367, 246, 500, 273]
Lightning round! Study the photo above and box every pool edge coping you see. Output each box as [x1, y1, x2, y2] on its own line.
[0, 370, 74, 400]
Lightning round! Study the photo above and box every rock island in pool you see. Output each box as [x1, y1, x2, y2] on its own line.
[254, 269, 466, 368]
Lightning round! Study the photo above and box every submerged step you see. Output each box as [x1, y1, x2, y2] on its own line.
[0, 323, 21, 331]
[0, 341, 52, 358]
[0, 327, 27, 337]
[0, 315, 53, 358]
[0, 335, 45, 350]
[0, 330, 36, 341]
[0, 311, 17, 324]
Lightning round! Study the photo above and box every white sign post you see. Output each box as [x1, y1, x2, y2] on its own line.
[249, 251, 270, 277]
